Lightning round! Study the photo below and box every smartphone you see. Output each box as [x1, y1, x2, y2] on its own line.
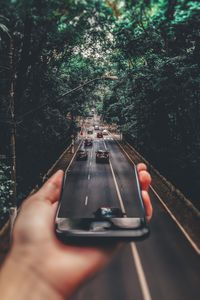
[55, 165, 150, 244]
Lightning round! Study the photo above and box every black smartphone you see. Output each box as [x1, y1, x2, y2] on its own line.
[55, 165, 150, 244]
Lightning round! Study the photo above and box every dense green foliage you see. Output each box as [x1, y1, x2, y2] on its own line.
[0, 163, 13, 223]
[0, 0, 113, 222]
[104, 0, 200, 208]
[0, 0, 199, 224]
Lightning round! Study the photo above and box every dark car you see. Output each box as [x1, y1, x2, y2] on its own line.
[96, 150, 109, 163]
[87, 128, 93, 134]
[76, 149, 88, 161]
[84, 138, 93, 147]
[97, 131, 103, 138]
[94, 207, 124, 219]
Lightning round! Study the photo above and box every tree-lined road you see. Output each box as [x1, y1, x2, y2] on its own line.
[59, 128, 200, 300]
[59, 137, 144, 219]
[59, 138, 121, 218]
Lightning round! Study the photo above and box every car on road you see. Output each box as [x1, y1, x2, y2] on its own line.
[102, 129, 108, 135]
[94, 125, 99, 130]
[97, 131, 103, 138]
[76, 149, 88, 161]
[87, 128, 93, 134]
[96, 150, 109, 163]
[84, 138, 93, 147]
[94, 207, 124, 219]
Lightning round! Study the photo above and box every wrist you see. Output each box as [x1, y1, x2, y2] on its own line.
[0, 247, 64, 300]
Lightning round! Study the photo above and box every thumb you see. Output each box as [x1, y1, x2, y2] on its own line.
[13, 171, 64, 243]
[36, 170, 64, 204]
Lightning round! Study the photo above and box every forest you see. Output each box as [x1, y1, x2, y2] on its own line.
[0, 0, 200, 226]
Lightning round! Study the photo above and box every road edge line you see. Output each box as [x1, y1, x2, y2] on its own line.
[114, 138, 200, 255]
[109, 160, 126, 214]
[108, 145, 152, 300]
[131, 243, 152, 300]
[150, 185, 200, 255]
[65, 141, 82, 175]
[125, 141, 199, 215]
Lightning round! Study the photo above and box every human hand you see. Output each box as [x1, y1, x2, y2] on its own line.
[0, 163, 152, 300]
[137, 163, 152, 222]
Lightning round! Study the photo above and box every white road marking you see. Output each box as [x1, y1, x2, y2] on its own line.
[65, 143, 82, 174]
[150, 186, 200, 255]
[131, 243, 152, 300]
[88, 174, 91, 180]
[103, 140, 107, 150]
[85, 196, 88, 206]
[109, 159, 152, 300]
[109, 161, 126, 215]
[56, 142, 82, 219]
[115, 139, 200, 255]
[90, 161, 92, 166]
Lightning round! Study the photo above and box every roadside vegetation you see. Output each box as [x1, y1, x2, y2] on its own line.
[0, 0, 199, 225]
[103, 0, 200, 210]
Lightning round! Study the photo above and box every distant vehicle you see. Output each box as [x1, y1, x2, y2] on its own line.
[96, 150, 109, 163]
[97, 132, 103, 138]
[87, 128, 93, 134]
[94, 125, 99, 130]
[84, 138, 93, 147]
[76, 149, 88, 161]
[87, 113, 94, 118]
[94, 207, 124, 219]
[102, 129, 108, 135]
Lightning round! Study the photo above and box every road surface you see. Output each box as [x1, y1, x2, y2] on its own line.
[58, 128, 200, 300]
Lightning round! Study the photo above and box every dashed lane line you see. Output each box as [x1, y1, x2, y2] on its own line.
[103, 140, 107, 150]
[85, 196, 88, 206]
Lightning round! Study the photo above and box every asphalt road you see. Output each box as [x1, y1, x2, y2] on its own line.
[58, 128, 200, 300]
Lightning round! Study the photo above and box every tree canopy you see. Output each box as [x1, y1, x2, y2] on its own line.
[0, 0, 199, 224]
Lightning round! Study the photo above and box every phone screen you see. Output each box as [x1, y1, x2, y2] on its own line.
[57, 159, 145, 217]
[57, 141, 148, 244]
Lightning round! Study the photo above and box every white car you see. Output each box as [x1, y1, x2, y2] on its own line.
[102, 129, 108, 135]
